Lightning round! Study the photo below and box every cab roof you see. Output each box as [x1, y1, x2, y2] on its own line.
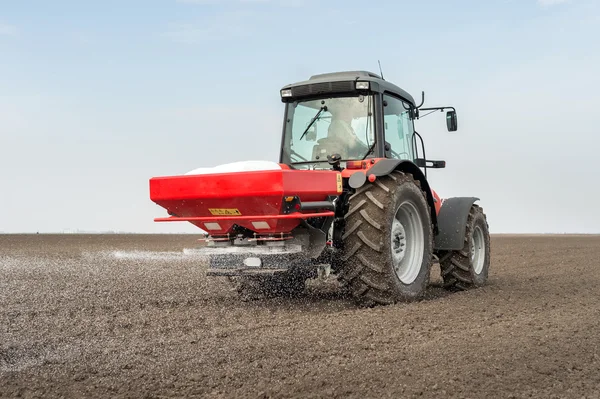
[281, 70, 416, 107]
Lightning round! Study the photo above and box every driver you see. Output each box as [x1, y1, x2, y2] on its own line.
[327, 103, 368, 158]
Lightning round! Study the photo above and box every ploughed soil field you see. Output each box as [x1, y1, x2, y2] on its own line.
[2, 234, 600, 398]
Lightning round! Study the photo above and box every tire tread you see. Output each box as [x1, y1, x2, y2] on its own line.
[338, 172, 433, 305]
[438, 205, 490, 291]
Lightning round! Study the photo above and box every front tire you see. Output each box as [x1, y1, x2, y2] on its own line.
[438, 205, 490, 290]
[338, 171, 434, 306]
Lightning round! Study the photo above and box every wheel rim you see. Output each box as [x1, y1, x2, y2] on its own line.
[391, 200, 424, 285]
[471, 225, 485, 274]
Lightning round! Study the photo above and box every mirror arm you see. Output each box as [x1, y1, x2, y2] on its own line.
[419, 106, 455, 112]
[416, 91, 425, 109]
[418, 109, 442, 119]
[417, 106, 456, 121]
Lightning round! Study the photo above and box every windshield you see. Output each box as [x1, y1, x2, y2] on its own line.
[281, 95, 374, 168]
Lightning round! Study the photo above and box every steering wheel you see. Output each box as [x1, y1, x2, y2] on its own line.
[315, 137, 349, 160]
[389, 149, 410, 160]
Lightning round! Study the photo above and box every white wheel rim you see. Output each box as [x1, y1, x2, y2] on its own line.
[471, 225, 485, 274]
[391, 200, 424, 285]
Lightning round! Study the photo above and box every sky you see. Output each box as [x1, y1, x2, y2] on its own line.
[0, 0, 599, 234]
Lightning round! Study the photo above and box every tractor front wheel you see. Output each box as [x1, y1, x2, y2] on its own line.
[339, 171, 433, 306]
[438, 205, 490, 290]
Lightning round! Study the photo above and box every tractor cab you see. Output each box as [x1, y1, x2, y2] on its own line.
[279, 71, 456, 173]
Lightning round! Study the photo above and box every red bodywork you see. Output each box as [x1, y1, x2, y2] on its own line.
[150, 166, 341, 234]
[150, 160, 442, 235]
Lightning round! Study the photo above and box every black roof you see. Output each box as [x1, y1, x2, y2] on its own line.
[281, 70, 416, 106]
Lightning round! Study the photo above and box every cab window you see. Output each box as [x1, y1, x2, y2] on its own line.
[383, 94, 415, 161]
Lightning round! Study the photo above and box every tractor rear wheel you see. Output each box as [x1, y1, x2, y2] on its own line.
[438, 205, 490, 290]
[338, 171, 433, 306]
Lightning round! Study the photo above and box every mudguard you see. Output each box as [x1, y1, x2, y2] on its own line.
[434, 197, 479, 250]
[365, 158, 404, 178]
[348, 159, 438, 231]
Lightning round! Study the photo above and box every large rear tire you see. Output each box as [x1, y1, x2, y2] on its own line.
[338, 171, 433, 306]
[438, 205, 490, 290]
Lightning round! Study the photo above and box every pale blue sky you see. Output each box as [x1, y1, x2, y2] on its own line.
[1, 0, 599, 233]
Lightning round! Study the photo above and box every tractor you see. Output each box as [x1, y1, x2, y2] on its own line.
[149, 71, 491, 306]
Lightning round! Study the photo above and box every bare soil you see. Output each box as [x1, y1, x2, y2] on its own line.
[2, 234, 600, 398]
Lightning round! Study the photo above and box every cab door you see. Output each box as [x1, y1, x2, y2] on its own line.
[382, 93, 416, 162]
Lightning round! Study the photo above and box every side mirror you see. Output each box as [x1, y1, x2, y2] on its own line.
[306, 125, 317, 141]
[446, 110, 458, 132]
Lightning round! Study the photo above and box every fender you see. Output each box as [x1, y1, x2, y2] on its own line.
[348, 159, 438, 232]
[433, 197, 479, 250]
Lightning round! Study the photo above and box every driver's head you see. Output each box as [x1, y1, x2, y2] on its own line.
[329, 98, 356, 123]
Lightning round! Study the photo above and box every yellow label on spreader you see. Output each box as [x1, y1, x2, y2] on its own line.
[336, 173, 343, 193]
[209, 208, 242, 216]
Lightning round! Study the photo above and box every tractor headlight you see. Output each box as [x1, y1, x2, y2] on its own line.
[280, 89, 293, 98]
[355, 81, 370, 90]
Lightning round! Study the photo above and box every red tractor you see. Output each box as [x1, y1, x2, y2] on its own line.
[149, 71, 490, 306]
